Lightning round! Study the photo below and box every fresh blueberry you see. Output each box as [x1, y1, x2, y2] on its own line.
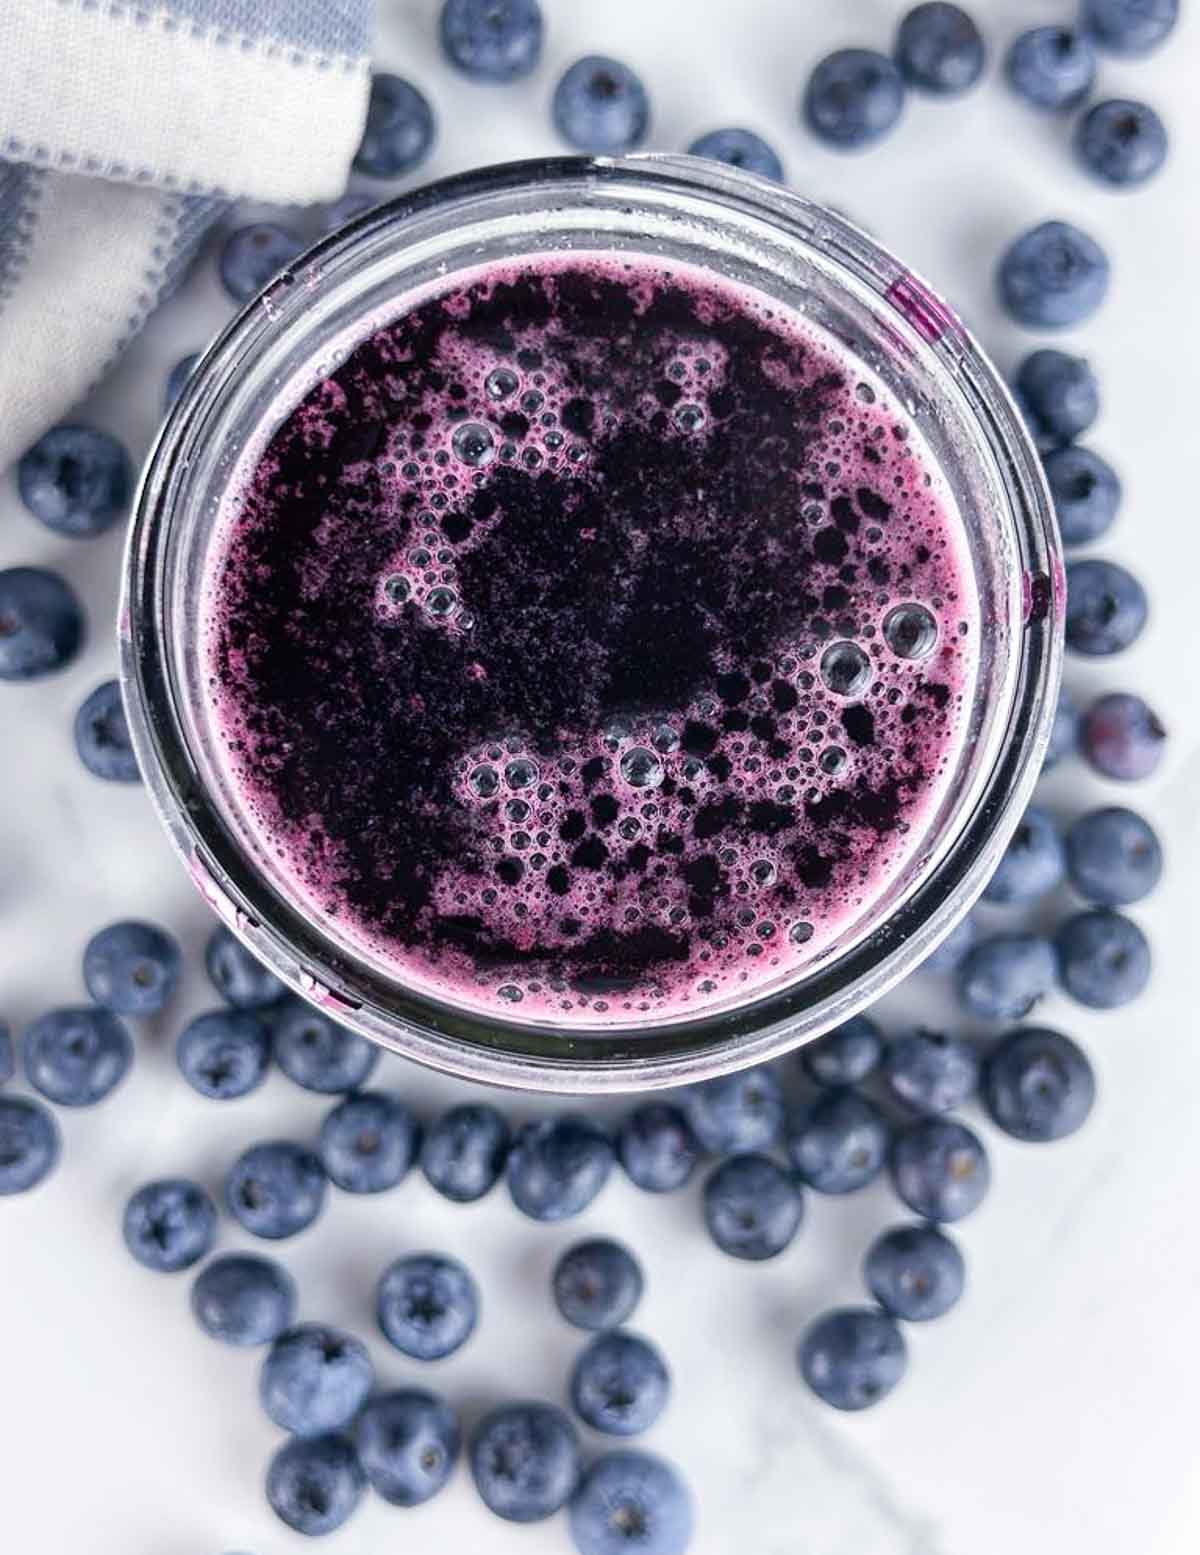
[205, 925, 285, 1010]
[123, 1178, 217, 1273]
[553, 56, 650, 154]
[1044, 446, 1121, 546]
[319, 1090, 418, 1194]
[356, 1389, 460, 1506]
[0, 567, 84, 681]
[864, 1224, 966, 1321]
[787, 1090, 889, 1193]
[616, 1102, 701, 1193]
[982, 1026, 1095, 1141]
[260, 1323, 373, 1436]
[1043, 685, 1081, 770]
[219, 223, 303, 305]
[553, 1238, 643, 1331]
[507, 1114, 614, 1222]
[439, 0, 542, 83]
[164, 352, 199, 410]
[1081, 691, 1166, 780]
[177, 1009, 271, 1100]
[421, 1102, 509, 1202]
[922, 912, 979, 973]
[1065, 806, 1163, 905]
[0, 1096, 60, 1194]
[1065, 558, 1147, 656]
[1016, 350, 1099, 446]
[266, 1433, 365, 1536]
[997, 220, 1109, 328]
[377, 1252, 478, 1360]
[354, 74, 436, 178]
[687, 128, 783, 180]
[983, 806, 1066, 905]
[1004, 27, 1095, 112]
[889, 1117, 990, 1221]
[272, 997, 378, 1094]
[74, 680, 139, 782]
[225, 1140, 326, 1240]
[803, 49, 905, 149]
[681, 1065, 784, 1153]
[470, 1401, 582, 1523]
[316, 190, 378, 234]
[570, 1331, 670, 1437]
[191, 1252, 297, 1346]
[1075, 99, 1168, 188]
[1056, 908, 1151, 1008]
[0, 1022, 12, 1085]
[703, 1153, 803, 1260]
[894, 4, 986, 96]
[1082, 0, 1178, 54]
[569, 1449, 693, 1555]
[17, 424, 131, 538]
[956, 933, 1057, 1020]
[801, 1014, 883, 1085]
[799, 1307, 907, 1411]
[83, 920, 181, 1015]
[23, 1006, 132, 1106]
[881, 1031, 979, 1114]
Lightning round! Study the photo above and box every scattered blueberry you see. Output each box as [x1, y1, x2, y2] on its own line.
[177, 1009, 271, 1100]
[74, 680, 139, 782]
[687, 127, 783, 180]
[803, 49, 906, 149]
[219, 223, 303, 305]
[554, 1239, 643, 1332]
[1082, 0, 1178, 54]
[956, 933, 1057, 1020]
[569, 1449, 694, 1555]
[83, 920, 181, 1015]
[356, 1389, 460, 1506]
[272, 997, 378, 1094]
[507, 1114, 614, 1222]
[801, 1013, 883, 1085]
[204, 925, 285, 1010]
[799, 1307, 907, 1411]
[894, 4, 986, 96]
[123, 1178, 217, 1273]
[864, 1224, 966, 1321]
[319, 1090, 419, 1194]
[1065, 806, 1163, 905]
[1056, 908, 1151, 1008]
[225, 1140, 326, 1240]
[982, 1026, 1096, 1141]
[1075, 98, 1168, 188]
[703, 1153, 803, 1260]
[265, 1433, 365, 1536]
[0, 567, 85, 681]
[1045, 446, 1122, 546]
[1004, 27, 1095, 112]
[377, 1252, 479, 1360]
[922, 912, 979, 974]
[1081, 691, 1166, 780]
[787, 1090, 889, 1193]
[0, 1095, 60, 1194]
[191, 1252, 297, 1346]
[681, 1066, 784, 1153]
[470, 1401, 582, 1522]
[997, 220, 1110, 328]
[440, 0, 543, 83]
[1016, 350, 1099, 446]
[316, 190, 378, 234]
[421, 1102, 510, 1202]
[1043, 685, 1081, 770]
[0, 1022, 12, 1085]
[23, 1006, 132, 1106]
[17, 424, 131, 538]
[890, 1117, 990, 1221]
[617, 1102, 701, 1193]
[260, 1323, 373, 1436]
[552, 56, 650, 154]
[354, 73, 436, 177]
[1065, 558, 1147, 656]
[983, 806, 1066, 905]
[570, 1331, 671, 1437]
[164, 352, 199, 410]
[882, 1031, 979, 1114]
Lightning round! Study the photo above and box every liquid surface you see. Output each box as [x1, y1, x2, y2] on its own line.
[205, 256, 978, 1023]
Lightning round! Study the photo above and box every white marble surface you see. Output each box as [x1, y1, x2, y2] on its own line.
[2, 1, 1199, 1552]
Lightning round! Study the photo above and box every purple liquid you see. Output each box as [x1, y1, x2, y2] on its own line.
[204, 256, 978, 1024]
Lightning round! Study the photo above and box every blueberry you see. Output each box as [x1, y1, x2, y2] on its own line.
[17, 424, 131, 538]
[191, 1252, 297, 1346]
[1065, 558, 1147, 656]
[570, 1331, 670, 1437]
[956, 933, 1057, 1020]
[507, 1114, 614, 1221]
[317, 190, 378, 234]
[1004, 28, 1095, 112]
[890, 1117, 990, 1221]
[803, 49, 905, 149]
[354, 73, 436, 178]
[552, 56, 650, 154]
[1016, 350, 1099, 446]
[616, 1102, 701, 1193]
[894, 4, 986, 96]
[800, 1013, 883, 1085]
[165, 352, 199, 410]
[0, 1095, 60, 1194]
[1081, 691, 1167, 780]
[787, 1090, 888, 1193]
[439, 0, 542, 83]
[123, 1178, 216, 1273]
[0, 567, 85, 681]
[982, 1026, 1095, 1141]
[922, 912, 979, 973]
[319, 1090, 419, 1193]
[1082, 0, 1178, 54]
[983, 806, 1066, 905]
[421, 1101, 509, 1202]
[265, 1433, 365, 1536]
[553, 1239, 643, 1331]
[569, 1449, 693, 1555]
[1043, 685, 1080, 770]
[205, 925, 285, 1010]
[470, 1401, 582, 1522]
[23, 1006, 132, 1106]
[177, 1009, 271, 1100]
[83, 920, 181, 1015]
[273, 996, 378, 1094]
[356, 1389, 460, 1506]
[687, 127, 783, 180]
[74, 681, 140, 783]
[219, 223, 303, 305]
[1044, 446, 1121, 546]
[225, 1140, 326, 1240]
[1056, 908, 1151, 1009]
[799, 1307, 907, 1411]
[882, 1031, 979, 1114]
[681, 1065, 784, 1153]
[1075, 99, 1168, 188]
[1065, 806, 1162, 905]
[260, 1323, 373, 1436]
[864, 1224, 966, 1321]
[377, 1252, 478, 1360]
[0, 1022, 12, 1085]
[997, 220, 1109, 328]
[703, 1152, 803, 1260]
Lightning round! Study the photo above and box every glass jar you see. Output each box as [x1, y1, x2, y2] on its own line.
[121, 155, 1061, 1093]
